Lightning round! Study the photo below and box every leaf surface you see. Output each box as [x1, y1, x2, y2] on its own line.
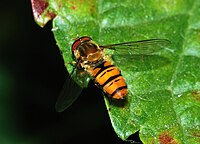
[32, 0, 200, 143]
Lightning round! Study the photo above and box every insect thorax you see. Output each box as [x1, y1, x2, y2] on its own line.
[74, 40, 106, 71]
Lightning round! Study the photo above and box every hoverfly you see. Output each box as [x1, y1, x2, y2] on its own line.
[55, 36, 170, 112]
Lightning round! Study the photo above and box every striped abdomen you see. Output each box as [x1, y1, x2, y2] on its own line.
[89, 61, 127, 99]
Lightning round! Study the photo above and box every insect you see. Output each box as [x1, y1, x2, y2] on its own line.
[55, 36, 170, 112]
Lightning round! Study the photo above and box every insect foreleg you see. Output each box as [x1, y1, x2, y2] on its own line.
[64, 61, 77, 67]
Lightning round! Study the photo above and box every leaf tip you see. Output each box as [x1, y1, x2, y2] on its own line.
[31, 0, 56, 27]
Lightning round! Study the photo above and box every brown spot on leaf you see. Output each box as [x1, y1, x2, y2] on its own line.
[46, 10, 56, 19]
[192, 131, 200, 142]
[159, 131, 177, 144]
[191, 90, 200, 102]
[71, 5, 76, 10]
[69, 1, 76, 10]
[151, 138, 155, 144]
[90, 4, 95, 13]
[193, 131, 200, 137]
[185, 128, 200, 142]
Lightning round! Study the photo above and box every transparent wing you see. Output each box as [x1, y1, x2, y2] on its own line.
[101, 39, 171, 55]
[55, 66, 90, 112]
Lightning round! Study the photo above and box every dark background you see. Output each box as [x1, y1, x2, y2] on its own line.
[0, 1, 141, 144]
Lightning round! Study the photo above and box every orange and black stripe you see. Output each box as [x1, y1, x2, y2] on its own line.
[90, 61, 127, 99]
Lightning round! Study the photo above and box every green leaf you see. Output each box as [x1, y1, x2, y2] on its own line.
[32, 0, 200, 143]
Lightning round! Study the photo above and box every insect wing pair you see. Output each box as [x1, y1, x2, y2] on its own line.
[55, 37, 170, 112]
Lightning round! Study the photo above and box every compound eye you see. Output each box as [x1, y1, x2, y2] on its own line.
[72, 36, 92, 53]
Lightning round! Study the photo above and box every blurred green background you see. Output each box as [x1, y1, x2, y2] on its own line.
[0, 1, 140, 144]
